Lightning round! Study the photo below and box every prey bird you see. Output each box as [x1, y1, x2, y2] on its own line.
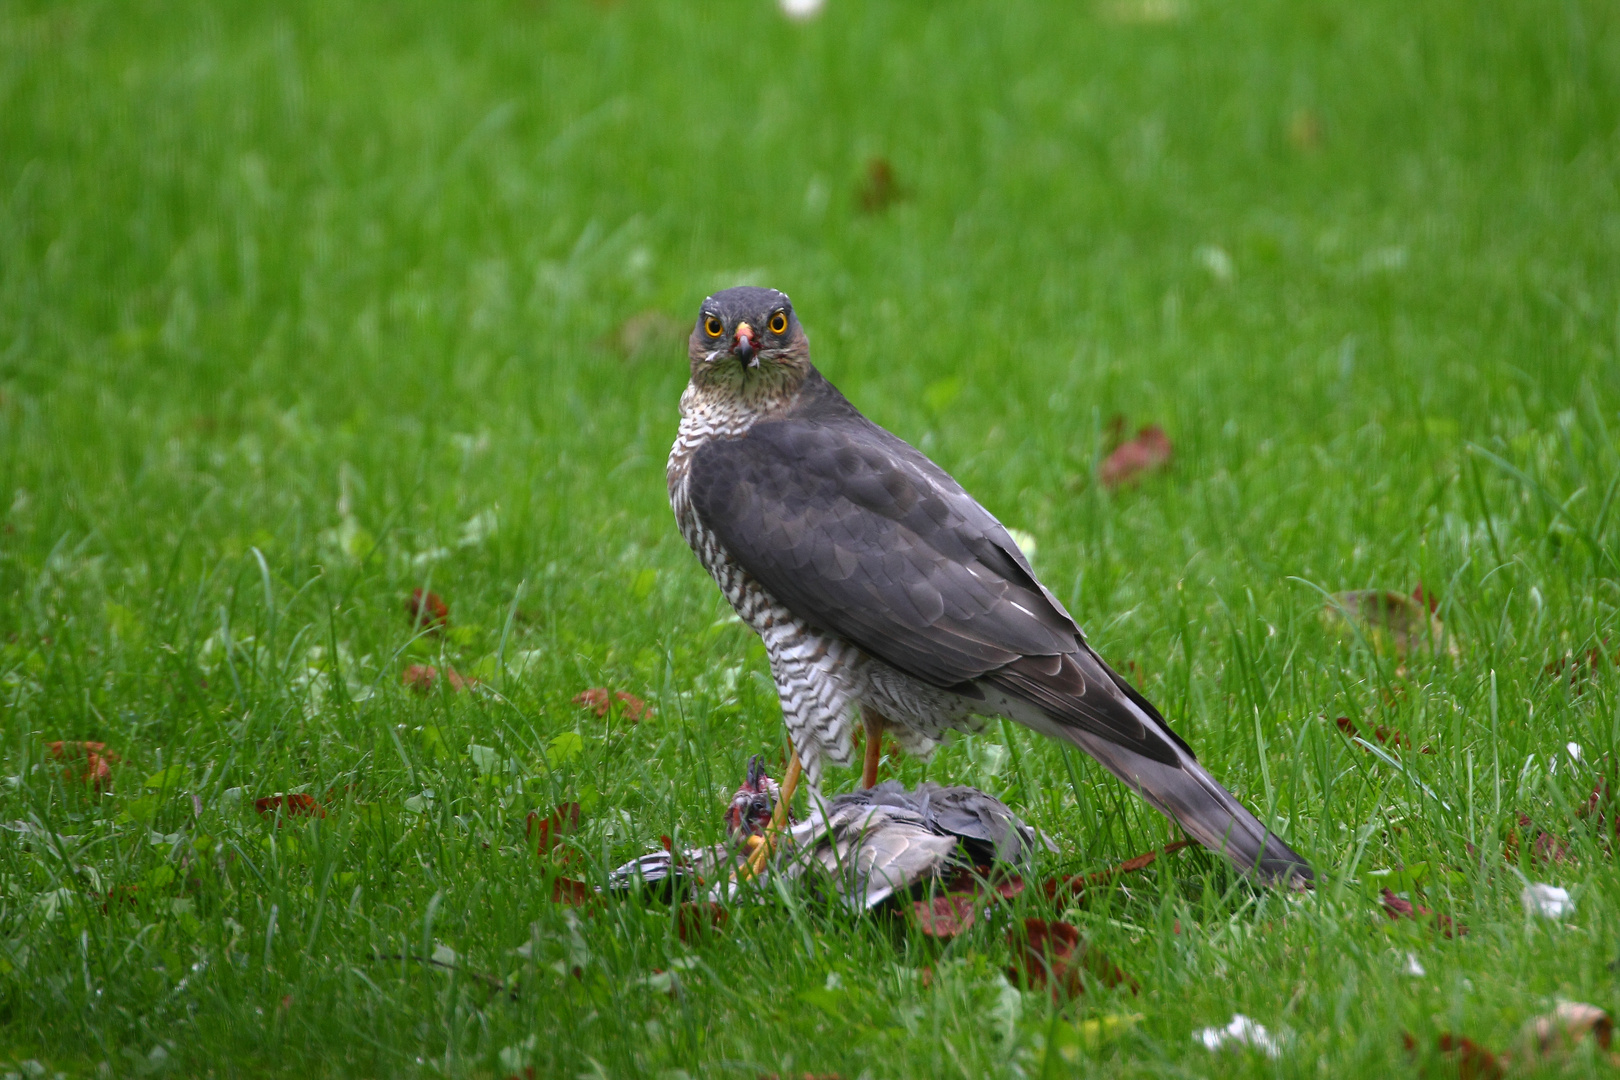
[609, 757, 1048, 909]
[667, 287, 1312, 885]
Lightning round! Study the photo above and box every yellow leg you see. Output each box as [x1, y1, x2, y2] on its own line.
[743, 744, 802, 879]
[860, 707, 887, 789]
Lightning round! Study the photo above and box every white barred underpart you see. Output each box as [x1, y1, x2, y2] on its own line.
[669, 382, 988, 789]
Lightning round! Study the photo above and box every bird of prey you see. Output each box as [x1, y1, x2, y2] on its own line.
[609, 758, 1047, 909]
[667, 286, 1312, 885]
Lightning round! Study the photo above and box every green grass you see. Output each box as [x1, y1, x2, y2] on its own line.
[2, 0, 1620, 1074]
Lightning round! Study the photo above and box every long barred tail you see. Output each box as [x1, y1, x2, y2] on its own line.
[1062, 727, 1314, 885]
[985, 646, 1314, 886]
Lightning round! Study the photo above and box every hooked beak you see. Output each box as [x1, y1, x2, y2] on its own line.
[732, 322, 757, 367]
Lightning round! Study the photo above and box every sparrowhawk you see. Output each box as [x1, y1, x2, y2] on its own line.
[667, 286, 1312, 884]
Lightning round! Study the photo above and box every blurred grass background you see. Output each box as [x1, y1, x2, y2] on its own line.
[2, 0, 1619, 1075]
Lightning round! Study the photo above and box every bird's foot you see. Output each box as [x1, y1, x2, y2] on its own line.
[860, 706, 889, 789]
[738, 748, 803, 881]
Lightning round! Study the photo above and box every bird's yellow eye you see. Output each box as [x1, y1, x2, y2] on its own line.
[768, 311, 788, 335]
[704, 315, 724, 338]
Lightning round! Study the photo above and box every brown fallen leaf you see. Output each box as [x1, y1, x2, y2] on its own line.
[1436, 1033, 1504, 1080]
[1324, 589, 1458, 659]
[676, 901, 728, 942]
[573, 688, 651, 722]
[551, 877, 593, 905]
[1379, 888, 1464, 938]
[403, 664, 474, 695]
[1542, 645, 1618, 690]
[255, 793, 326, 823]
[1007, 918, 1137, 999]
[528, 803, 582, 857]
[101, 886, 139, 913]
[403, 664, 437, 693]
[910, 895, 977, 939]
[1043, 840, 1190, 903]
[1098, 424, 1172, 490]
[857, 156, 901, 213]
[1332, 716, 1430, 754]
[48, 740, 118, 791]
[407, 589, 449, 634]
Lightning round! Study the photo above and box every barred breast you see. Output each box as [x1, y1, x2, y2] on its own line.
[669, 386, 986, 784]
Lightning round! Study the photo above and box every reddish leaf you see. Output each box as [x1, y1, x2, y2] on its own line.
[403, 664, 473, 694]
[1007, 918, 1136, 999]
[407, 589, 449, 633]
[659, 834, 674, 853]
[676, 902, 728, 942]
[403, 664, 438, 694]
[1098, 424, 1172, 490]
[1042, 840, 1190, 903]
[1435, 1033, 1503, 1080]
[101, 886, 139, 913]
[528, 803, 582, 856]
[1380, 888, 1465, 938]
[1333, 717, 1428, 754]
[573, 688, 651, 721]
[910, 895, 977, 939]
[1412, 584, 1440, 614]
[1532, 830, 1570, 866]
[551, 877, 592, 905]
[255, 793, 326, 823]
[47, 740, 118, 791]
[857, 157, 901, 213]
[993, 876, 1026, 901]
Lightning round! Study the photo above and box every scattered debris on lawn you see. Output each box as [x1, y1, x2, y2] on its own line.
[1194, 1013, 1285, 1058]
[910, 895, 977, 939]
[1542, 644, 1618, 690]
[1006, 918, 1137, 999]
[529, 803, 582, 856]
[407, 588, 449, 634]
[676, 902, 728, 942]
[574, 688, 652, 722]
[1099, 424, 1172, 490]
[254, 793, 326, 823]
[402, 664, 475, 694]
[1332, 715, 1430, 753]
[48, 740, 118, 791]
[1043, 840, 1190, 903]
[1379, 888, 1465, 937]
[857, 157, 902, 213]
[1323, 587, 1458, 659]
[550, 878, 593, 906]
[1403, 1031, 1503, 1079]
[1520, 882, 1574, 919]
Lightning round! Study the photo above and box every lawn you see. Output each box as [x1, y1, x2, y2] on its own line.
[2, 0, 1620, 1074]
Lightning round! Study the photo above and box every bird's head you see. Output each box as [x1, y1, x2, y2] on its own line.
[723, 754, 780, 840]
[688, 286, 810, 394]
